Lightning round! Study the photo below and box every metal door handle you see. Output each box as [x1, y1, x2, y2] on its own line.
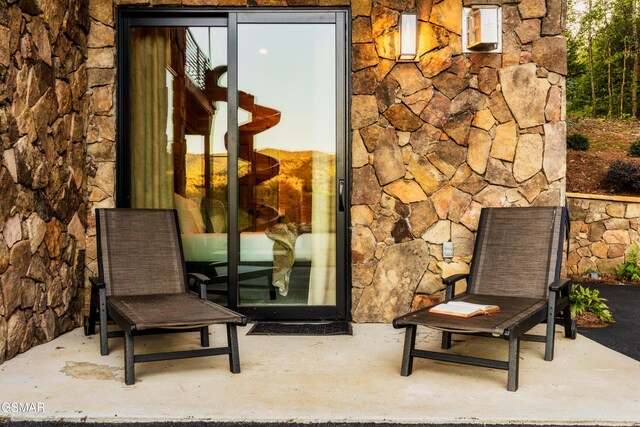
[338, 179, 345, 212]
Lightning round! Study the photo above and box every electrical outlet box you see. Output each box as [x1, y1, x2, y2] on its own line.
[462, 6, 502, 53]
[443, 241, 454, 259]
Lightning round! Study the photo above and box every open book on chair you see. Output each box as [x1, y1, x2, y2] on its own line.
[429, 301, 500, 318]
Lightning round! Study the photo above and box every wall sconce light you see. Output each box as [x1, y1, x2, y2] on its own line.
[462, 6, 502, 53]
[397, 13, 418, 62]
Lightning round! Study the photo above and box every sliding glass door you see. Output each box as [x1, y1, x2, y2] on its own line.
[118, 10, 348, 320]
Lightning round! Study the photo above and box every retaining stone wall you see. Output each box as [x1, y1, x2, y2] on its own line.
[567, 194, 640, 276]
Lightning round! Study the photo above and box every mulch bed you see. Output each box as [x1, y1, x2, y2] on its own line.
[576, 311, 608, 328]
[567, 117, 640, 196]
[567, 149, 640, 196]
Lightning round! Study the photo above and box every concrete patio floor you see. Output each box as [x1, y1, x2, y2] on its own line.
[0, 323, 639, 425]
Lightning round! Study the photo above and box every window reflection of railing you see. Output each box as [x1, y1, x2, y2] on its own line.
[185, 29, 212, 90]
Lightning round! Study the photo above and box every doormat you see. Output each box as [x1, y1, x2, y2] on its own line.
[247, 321, 352, 336]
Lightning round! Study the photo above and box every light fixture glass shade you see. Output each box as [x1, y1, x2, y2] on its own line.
[398, 13, 418, 61]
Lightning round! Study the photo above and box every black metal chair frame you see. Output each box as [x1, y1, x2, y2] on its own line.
[85, 209, 247, 385]
[393, 207, 576, 391]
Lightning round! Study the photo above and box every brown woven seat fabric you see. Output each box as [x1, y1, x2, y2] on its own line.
[98, 209, 189, 297]
[394, 294, 547, 335]
[109, 293, 245, 331]
[468, 206, 562, 299]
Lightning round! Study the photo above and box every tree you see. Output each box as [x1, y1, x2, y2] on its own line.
[620, 38, 628, 116]
[634, 0, 639, 118]
[588, 0, 597, 116]
[566, 0, 640, 118]
[606, 12, 613, 118]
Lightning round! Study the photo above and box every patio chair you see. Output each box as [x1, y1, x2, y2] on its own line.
[84, 208, 247, 385]
[393, 206, 576, 391]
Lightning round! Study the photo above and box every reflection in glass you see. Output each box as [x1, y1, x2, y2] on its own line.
[127, 23, 338, 309]
[129, 27, 230, 304]
[237, 24, 337, 306]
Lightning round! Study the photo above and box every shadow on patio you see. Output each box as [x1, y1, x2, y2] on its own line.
[0, 323, 638, 425]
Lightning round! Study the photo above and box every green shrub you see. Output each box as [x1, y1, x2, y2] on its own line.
[616, 241, 640, 282]
[569, 284, 615, 323]
[567, 133, 590, 151]
[629, 140, 640, 157]
[604, 160, 640, 194]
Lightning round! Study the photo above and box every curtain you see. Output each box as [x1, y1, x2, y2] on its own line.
[130, 28, 173, 208]
[307, 152, 336, 306]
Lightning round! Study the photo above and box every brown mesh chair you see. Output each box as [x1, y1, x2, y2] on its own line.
[393, 206, 576, 391]
[84, 209, 247, 385]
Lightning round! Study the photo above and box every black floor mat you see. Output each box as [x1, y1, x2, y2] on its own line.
[247, 321, 352, 336]
[577, 284, 640, 361]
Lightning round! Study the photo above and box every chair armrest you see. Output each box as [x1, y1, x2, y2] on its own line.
[549, 278, 571, 292]
[442, 274, 469, 286]
[187, 272, 212, 299]
[187, 272, 212, 285]
[442, 274, 469, 301]
[89, 276, 105, 289]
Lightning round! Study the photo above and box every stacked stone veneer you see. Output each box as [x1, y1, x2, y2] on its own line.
[567, 195, 640, 276]
[81, 0, 568, 324]
[83, 1, 117, 287]
[350, 0, 567, 321]
[0, 0, 569, 364]
[0, 0, 89, 364]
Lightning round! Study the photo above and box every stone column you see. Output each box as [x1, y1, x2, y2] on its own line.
[0, 0, 90, 363]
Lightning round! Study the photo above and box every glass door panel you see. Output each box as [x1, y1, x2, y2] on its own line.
[236, 23, 337, 307]
[128, 25, 230, 304]
[121, 11, 347, 319]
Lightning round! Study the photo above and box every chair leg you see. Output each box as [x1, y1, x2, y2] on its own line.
[124, 332, 135, 385]
[441, 331, 452, 350]
[562, 305, 576, 339]
[84, 302, 97, 336]
[545, 295, 558, 361]
[560, 285, 576, 339]
[99, 290, 109, 356]
[227, 324, 241, 374]
[507, 336, 520, 392]
[401, 325, 416, 377]
[544, 321, 555, 362]
[200, 326, 210, 347]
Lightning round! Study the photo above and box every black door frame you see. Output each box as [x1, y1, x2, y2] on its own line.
[116, 7, 351, 321]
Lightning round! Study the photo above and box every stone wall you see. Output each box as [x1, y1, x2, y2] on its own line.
[83, 1, 117, 285]
[350, 0, 567, 321]
[567, 194, 640, 276]
[0, 0, 89, 364]
[0, 0, 569, 363]
[82, 0, 568, 323]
